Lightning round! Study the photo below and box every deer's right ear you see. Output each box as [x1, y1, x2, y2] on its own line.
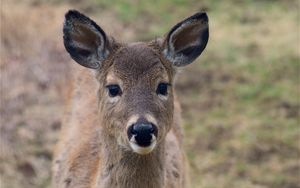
[63, 10, 110, 69]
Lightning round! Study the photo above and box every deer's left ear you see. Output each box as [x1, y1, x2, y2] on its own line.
[163, 12, 209, 67]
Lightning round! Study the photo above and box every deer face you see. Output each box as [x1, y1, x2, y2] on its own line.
[97, 44, 175, 155]
[63, 10, 209, 155]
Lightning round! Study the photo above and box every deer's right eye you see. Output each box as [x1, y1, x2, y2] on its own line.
[106, 85, 122, 97]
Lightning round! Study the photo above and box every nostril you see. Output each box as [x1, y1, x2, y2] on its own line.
[150, 124, 158, 136]
[127, 125, 137, 140]
[149, 126, 154, 133]
[130, 124, 138, 135]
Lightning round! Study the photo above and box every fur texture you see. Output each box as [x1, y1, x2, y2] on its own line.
[52, 10, 209, 188]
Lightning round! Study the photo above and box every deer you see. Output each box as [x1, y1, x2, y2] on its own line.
[52, 9, 209, 188]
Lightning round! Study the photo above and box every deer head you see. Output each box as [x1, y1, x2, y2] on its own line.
[63, 10, 209, 155]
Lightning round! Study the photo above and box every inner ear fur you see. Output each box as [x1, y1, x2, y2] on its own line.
[63, 10, 110, 69]
[163, 12, 209, 67]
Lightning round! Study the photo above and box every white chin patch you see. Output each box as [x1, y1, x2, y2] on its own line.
[129, 136, 157, 155]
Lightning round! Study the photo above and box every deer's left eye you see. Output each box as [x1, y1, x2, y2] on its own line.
[106, 85, 122, 97]
[156, 83, 170, 96]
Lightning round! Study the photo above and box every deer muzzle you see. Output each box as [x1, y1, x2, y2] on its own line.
[127, 119, 158, 155]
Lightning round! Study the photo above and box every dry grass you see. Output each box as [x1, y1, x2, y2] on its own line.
[1, 2, 69, 187]
[0, 0, 299, 188]
[0, 1, 135, 187]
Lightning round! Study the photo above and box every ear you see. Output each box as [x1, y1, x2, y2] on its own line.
[163, 12, 209, 67]
[63, 10, 110, 69]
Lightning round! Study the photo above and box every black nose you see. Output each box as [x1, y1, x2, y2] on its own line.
[127, 123, 158, 147]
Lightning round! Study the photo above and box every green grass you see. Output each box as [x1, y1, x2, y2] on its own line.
[1, 0, 299, 188]
[99, 0, 299, 187]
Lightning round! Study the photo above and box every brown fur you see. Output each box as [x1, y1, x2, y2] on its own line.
[53, 42, 188, 188]
[53, 10, 209, 188]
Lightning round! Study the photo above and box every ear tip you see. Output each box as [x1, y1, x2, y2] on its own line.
[64, 10, 88, 32]
[65, 9, 83, 20]
[193, 12, 209, 22]
[63, 9, 107, 40]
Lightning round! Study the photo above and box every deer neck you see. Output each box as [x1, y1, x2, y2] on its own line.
[97, 132, 166, 188]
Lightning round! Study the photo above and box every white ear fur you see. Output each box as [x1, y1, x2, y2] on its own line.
[63, 10, 110, 69]
[163, 12, 209, 67]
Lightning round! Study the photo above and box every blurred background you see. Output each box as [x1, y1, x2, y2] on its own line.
[0, 0, 299, 187]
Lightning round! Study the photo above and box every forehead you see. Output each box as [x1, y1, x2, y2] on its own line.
[109, 43, 170, 81]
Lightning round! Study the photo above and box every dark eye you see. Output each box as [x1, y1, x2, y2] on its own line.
[106, 85, 122, 97]
[156, 83, 169, 96]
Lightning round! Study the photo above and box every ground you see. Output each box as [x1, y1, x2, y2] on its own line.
[0, 0, 299, 188]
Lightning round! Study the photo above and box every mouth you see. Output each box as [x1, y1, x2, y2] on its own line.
[129, 135, 157, 155]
